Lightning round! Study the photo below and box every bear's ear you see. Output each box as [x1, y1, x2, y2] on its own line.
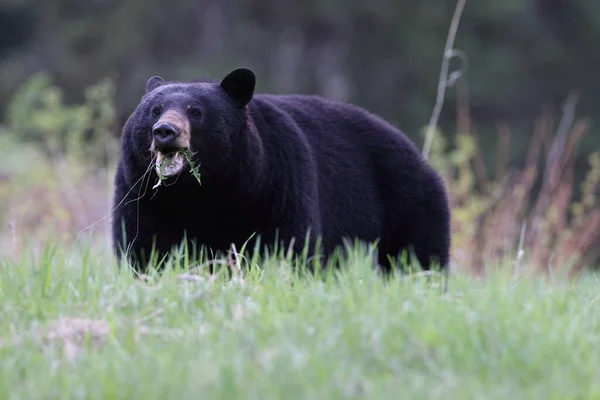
[146, 76, 165, 93]
[220, 67, 256, 107]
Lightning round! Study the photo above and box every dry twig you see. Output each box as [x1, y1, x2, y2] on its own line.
[423, 0, 468, 160]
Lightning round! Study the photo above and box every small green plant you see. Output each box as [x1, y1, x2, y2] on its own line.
[153, 149, 202, 189]
[185, 150, 203, 185]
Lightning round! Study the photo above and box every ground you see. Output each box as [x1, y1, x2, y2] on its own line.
[0, 239, 599, 399]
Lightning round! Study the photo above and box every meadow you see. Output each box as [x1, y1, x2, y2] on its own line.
[1, 240, 600, 399]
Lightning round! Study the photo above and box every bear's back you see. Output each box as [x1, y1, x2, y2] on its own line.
[253, 93, 421, 159]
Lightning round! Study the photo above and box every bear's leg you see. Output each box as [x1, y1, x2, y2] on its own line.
[379, 170, 451, 276]
[413, 169, 451, 272]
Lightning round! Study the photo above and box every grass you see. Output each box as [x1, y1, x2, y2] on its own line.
[0, 239, 599, 399]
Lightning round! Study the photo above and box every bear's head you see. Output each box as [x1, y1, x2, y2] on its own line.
[122, 67, 256, 183]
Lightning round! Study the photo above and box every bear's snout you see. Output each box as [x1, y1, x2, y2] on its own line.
[152, 121, 180, 147]
[150, 109, 191, 152]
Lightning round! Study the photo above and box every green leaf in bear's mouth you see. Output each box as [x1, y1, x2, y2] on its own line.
[152, 149, 201, 189]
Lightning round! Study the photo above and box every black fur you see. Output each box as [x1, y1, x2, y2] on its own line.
[111, 67, 451, 274]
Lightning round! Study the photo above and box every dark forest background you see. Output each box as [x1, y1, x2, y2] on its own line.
[0, 0, 599, 274]
[1, 1, 599, 155]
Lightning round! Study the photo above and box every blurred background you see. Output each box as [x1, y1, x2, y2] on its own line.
[0, 0, 599, 276]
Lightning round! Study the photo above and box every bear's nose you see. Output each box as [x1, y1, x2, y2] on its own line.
[152, 122, 180, 145]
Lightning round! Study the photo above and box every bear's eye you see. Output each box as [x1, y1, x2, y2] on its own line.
[188, 107, 202, 117]
[151, 107, 161, 116]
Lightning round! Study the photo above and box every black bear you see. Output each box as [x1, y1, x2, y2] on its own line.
[111, 67, 451, 274]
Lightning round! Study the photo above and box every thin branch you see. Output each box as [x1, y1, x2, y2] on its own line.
[422, 0, 468, 160]
[543, 91, 580, 184]
[525, 92, 580, 248]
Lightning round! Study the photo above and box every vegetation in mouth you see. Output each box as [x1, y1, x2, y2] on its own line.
[153, 149, 201, 189]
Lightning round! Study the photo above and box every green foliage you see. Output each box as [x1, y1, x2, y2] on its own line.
[573, 151, 600, 216]
[423, 128, 487, 250]
[5, 73, 117, 167]
[6, 73, 89, 155]
[154, 150, 202, 189]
